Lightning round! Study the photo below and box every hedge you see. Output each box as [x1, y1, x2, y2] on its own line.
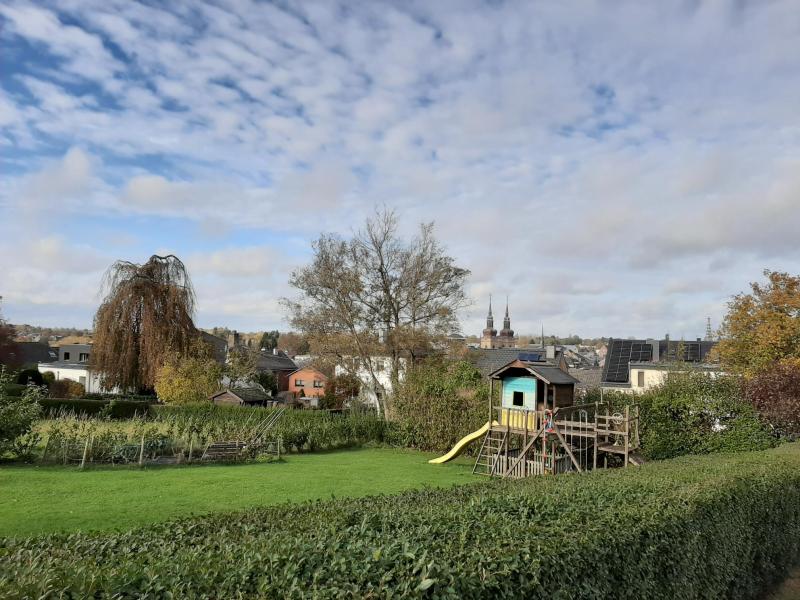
[38, 398, 153, 419]
[2, 443, 799, 598]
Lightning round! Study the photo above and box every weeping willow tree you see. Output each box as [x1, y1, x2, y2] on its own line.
[91, 255, 197, 393]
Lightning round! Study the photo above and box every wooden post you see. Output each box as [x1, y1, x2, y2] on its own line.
[80, 436, 90, 470]
[138, 432, 145, 467]
[489, 378, 494, 425]
[624, 405, 630, 468]
[188, 437, 194, 463]
[42, 436, 51, 463]
[277, 436, 281, 460]
[593, 401, 598, 470]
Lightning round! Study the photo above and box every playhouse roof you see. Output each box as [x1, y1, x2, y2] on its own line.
[489, 360, 580, 385]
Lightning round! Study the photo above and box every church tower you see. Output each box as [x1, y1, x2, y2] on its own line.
[480, 296, 498, 349]
[497, 297, 517, 348]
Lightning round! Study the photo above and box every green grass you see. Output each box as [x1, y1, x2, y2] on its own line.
[0, 448, 474, 537]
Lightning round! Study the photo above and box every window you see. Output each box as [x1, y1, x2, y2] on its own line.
[512, 391, 524, 407]
[637, 371, 645, 388]
[313, 380, 323, 388]
[295, 379, 305, 387]
[63, 352, 70, 360]
[79, 353, 89, 362]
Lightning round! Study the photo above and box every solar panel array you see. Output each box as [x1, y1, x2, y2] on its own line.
[603, 340, 653, 384]
[518, 352, 543, 362]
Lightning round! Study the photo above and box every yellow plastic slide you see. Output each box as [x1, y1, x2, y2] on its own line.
[428, 421, 498, 464]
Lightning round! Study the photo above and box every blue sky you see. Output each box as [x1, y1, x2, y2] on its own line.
[1, 0, 799, 338]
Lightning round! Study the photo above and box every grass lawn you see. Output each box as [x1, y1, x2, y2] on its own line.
[0, 448, 475, 537]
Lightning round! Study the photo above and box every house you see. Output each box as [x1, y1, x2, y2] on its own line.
[335, 355, 407, 409]
[254, 349, 297, 391]
[287, 366, 327, 401]
[9, 341, 57, 368]
[199, 331, 228, 364]
[38, 343, 112, 393]
[211, 386, 270, 406]
[601, 337, 719, 392]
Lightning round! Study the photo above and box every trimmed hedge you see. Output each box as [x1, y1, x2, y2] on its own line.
[2, 383, 26, 397]
[2, 444, 799, 598]
[38, 398, 153, 419]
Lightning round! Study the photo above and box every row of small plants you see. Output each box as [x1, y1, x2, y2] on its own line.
[35, 404, 391, 464]
[2, 443, 798, 598]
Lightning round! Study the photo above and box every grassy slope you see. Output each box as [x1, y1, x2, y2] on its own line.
[0, 448, 473, 537]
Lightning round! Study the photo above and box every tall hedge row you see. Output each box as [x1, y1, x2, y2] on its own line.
[2, 443, 799, 598]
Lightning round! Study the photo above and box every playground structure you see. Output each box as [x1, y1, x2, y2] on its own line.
[430, 356, 643, 477]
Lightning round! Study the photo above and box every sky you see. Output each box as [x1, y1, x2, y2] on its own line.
[1, 0, 799, 340]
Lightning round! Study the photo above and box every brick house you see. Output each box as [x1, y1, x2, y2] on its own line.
[288, 366, 328, 400]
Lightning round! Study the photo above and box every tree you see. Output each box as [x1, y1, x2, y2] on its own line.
[91, 255, 198, 393]
[0, 300, 19, 367]
[226, 348, 258, 387]
[277, 331, 310, 356]
[256, 371, 277, 396]
[745, 363, 800, 438]
[284, 209, 470, 417]
[717, 270, 800, 377]
[154, 348, 223, 405]
[259, 330, 280, 352]
[320, 372, 361, 410]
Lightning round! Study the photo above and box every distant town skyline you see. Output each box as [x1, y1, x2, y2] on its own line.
[2, 2, 798, 338]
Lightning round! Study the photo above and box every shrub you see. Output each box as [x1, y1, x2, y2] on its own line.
[2, 444, 800, 598]
[0, 367, 43, 458]
[745, 362, 800, 438]
[392, 359, 489, 451]
[47, 379, 86, 399]
[38, 398, 153, 419]
[15, 368, 43, 386]
[584, 372, 775, 460]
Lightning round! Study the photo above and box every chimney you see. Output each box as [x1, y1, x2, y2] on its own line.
[546, 345, 555, 360]
[273, 348, 278, 356]
[647, 338, 659, 363]
[696, 337, 701, 342]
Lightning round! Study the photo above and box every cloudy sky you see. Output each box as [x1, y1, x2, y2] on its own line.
[1, 1, 799, 339]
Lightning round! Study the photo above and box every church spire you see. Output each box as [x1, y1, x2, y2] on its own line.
[503, 296, 510, 330]
[486, 295, 494, 330]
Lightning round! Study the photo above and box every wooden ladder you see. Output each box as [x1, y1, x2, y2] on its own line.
[472, 427, 507, 476]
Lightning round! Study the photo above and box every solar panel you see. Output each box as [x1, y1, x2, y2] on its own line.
[518, 352, 543, 362]
[603, 340, 653, 383]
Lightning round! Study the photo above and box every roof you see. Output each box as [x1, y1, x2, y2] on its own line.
[199, 331, 228, 364]
[290, 365, 328, 378]
[488, 359, 579, 385]
[256, 352, 297, 372]
[568, 367, 603, 389]
[38, 361, 89, 370]
[212, 387, 269, 403]
[16, 342, 58, 365]
[469, 347, 564, 377]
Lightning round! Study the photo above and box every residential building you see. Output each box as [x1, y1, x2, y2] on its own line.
[8, 341, 57, 368]
[38, 343, 113, 393]
[335, 355, 407, 409]
[601, 337, 719, 392]
[288, 366, 328, 404]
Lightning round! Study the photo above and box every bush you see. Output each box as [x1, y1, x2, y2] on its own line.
[15, 368, 43, 386]
[0, 367, 43, 458]
[2, 443, 800, 598]
[392, 359, 489, 451]
[47, 379, 86, 399]
[39, 398, 153, 419]
[585, 372, 776, 460]
[2, 383, 26, 397]
[745, 362, 800, 438]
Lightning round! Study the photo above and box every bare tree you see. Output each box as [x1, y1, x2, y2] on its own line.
[91, 254, 198, 393]
[284, 209, 470, 417]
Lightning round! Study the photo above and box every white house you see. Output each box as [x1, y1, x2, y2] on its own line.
[335, 355, 407, 409]
[37, 343, 118, 394]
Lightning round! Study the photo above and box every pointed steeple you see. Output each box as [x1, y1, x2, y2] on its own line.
[503, 296, 511, 331]
[486, 295, 494, 329]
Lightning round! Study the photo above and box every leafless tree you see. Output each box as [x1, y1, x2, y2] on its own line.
[284, 209, 470, 417]
[91, 255, 198, 393]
